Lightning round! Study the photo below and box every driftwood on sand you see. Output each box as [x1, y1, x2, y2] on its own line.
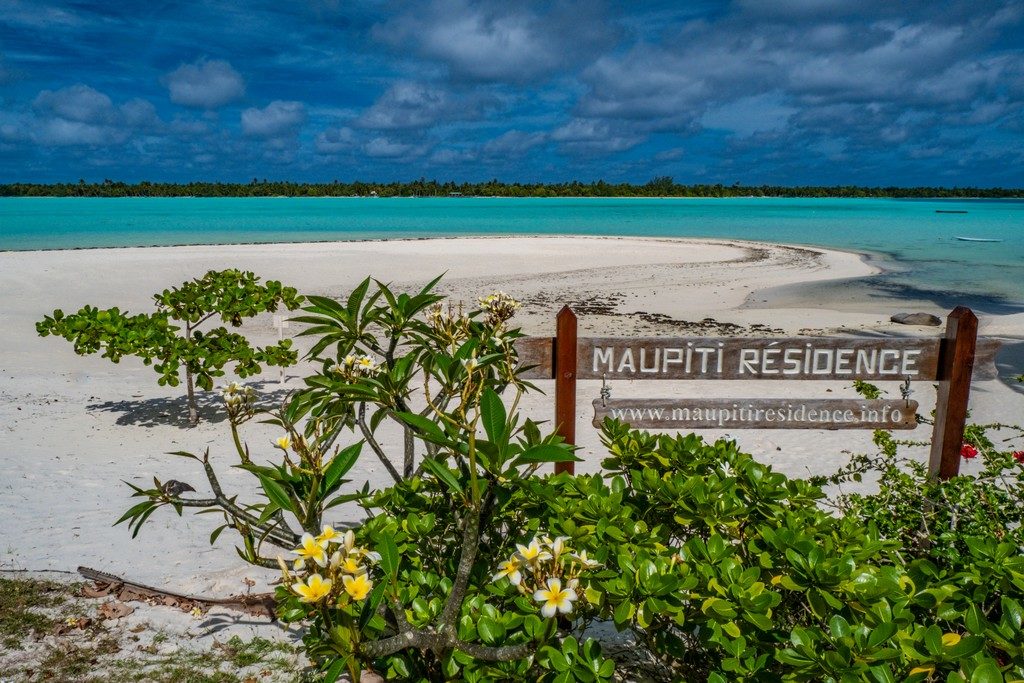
[77, 566, 276, 619]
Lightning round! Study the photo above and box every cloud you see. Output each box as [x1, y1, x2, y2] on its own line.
[164, 59, 245, 109]
[33, 84, 117, 124]
[701, 93, 797, 137]
[364, 136, 429, 158]
[374, 0, 617, 83]
[355, 81, 498, 130]
[430, 147, 477, 164]
[551, 118, 644, 154]
[481, 129, 547, 155]
[315, 126, 357, 154]
[241, 100, 306, 137]
[27, 85, 161, 146]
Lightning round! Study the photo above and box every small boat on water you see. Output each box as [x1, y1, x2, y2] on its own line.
[936, 210, 968, 214]
[954, 236, 1003, 242]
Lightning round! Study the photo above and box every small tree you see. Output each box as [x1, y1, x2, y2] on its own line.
[37, 269, 303, 425]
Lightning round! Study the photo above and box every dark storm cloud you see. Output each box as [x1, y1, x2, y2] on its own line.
[0, 0, 1022, 184]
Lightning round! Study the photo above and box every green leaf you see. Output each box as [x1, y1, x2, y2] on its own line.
[395, 411, 447, 443]
[322, 442, 363, 493]
[379, 534, 400, 581]
[477, 616, 503, 645]
[544, 647, 569, 672]
[115, 500, 155, 526]
[257, 474, 296, 514]
[970, 661, 1003, 683]
[209, 524, 229, 545]
[323, 657, 347, 683]
[420, 457, 464, 495]
[514, 443, 579, 466]
[480, 388, 507, 444]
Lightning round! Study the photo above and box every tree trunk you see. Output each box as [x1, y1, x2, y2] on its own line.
[403, 426, 415, 478]
[185, 366, 198, 426]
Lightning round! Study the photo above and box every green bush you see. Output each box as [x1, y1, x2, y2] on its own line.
[109, 275, 1024, 682]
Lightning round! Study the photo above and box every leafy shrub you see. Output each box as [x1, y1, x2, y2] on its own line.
[37, 269, 302, 424]
[111, 275, 1024, 682]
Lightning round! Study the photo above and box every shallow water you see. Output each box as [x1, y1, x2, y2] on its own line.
[1, 197, 1021, 304]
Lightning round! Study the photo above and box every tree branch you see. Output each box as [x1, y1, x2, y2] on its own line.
[440, 504, 480, 633]
[197, 452, 300, 546]
[357, 403, 402, 483]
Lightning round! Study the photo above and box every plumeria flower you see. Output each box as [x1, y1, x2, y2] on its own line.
[549, 536, 571, 559]
[342, 355, 356, 367]
[571, 550, 601, 569]
[461, 357, 479, 372]
[342, 529, 356, 553]
[1013, 450, 1024, 463]
[337, 554, 364, 575]
[492, 557, 523, 586]
[357, 356, 378, 373]
[316, 525, 343, 546]
[961, 443, 979, 459]
[534, 577, 577, 618]
[292, 533, 328, 568]
[292, 574, 333, 603]
[516, 538, 552, 564]
[275, 435, 292, 451]
[342, 573, 373, 601]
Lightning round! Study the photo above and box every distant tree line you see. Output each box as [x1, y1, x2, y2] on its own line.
[2, 177, 1021, 198]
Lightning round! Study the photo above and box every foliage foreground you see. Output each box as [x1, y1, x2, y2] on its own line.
[85, 276, 1024, 681]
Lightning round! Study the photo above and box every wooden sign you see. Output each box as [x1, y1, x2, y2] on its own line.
[533, 306, 980, 481]
[592, 398, 919, 430]
[515, 335, 1000, 382]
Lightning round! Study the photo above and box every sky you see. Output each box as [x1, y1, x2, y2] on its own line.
[1, 0, 1023, 186]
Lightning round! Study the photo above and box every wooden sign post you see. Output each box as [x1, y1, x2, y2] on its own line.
[519, 307, 983, 480]
[928, 307, 978, 481]
[553, 306, 577, 475]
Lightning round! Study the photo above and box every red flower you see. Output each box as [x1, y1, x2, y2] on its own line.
[1013, 451, 1024, 463]
[960, 444, 978, 459]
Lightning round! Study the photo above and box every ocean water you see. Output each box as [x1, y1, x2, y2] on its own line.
[1, 197, 1021, 305]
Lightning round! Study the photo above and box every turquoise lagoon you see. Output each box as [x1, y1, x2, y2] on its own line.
[1, 197, 1021, 306]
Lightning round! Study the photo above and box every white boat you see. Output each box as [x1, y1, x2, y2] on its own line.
[954, 236, 1003, 242]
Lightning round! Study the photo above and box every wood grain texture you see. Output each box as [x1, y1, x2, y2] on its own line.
[928, 307, 978, 480]
[516, 335, 1001, 382]
[592, 398, 919, 430]
[554, 307, 577, 475]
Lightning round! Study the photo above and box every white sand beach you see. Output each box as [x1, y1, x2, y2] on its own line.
[1, 236, 1021, 651]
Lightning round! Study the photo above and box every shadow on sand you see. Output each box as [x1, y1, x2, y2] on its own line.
[86, 380, 296, 428]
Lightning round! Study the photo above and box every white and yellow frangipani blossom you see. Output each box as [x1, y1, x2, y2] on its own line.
[549, 536, 571, 560]
[357, 356, 378, 373]
[316, 525, 343, 547]
[292, 533, 328, 569]
[274, 435, 291, 451]
[292, 574, 333, 603]
[491, 557, 524, 586]
[338, 555, 364, 575]
[342, 573, 373, 601]
[534, 577, 577, 618]
[571, 550, 601, 569]
[516, 538, 552, 564]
